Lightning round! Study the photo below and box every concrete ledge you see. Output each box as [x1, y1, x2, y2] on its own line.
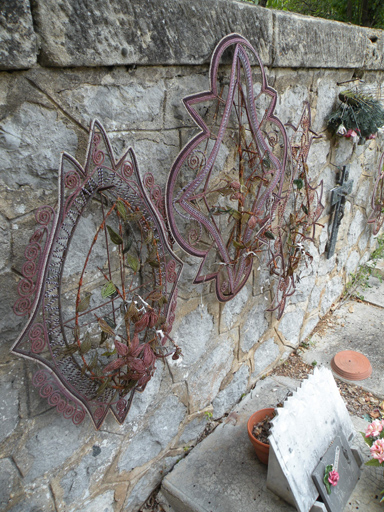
[0, 0, 37, 70]
[273, 9, 384, 70]
[32, 0, 273, 68]
[2, 0, 384, 71]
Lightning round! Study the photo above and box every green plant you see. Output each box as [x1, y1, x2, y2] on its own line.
[258, 0, 384, 29]
[204, 411, 213, 421]
[327, 91, 384, 142]
[342, 233, 384, 304]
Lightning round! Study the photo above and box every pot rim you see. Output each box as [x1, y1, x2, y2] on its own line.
[247, 407, 275, 446]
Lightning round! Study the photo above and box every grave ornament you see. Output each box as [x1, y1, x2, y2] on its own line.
[267, 367, 362, 512]
[368, 150, 384, 235]
[327, 165, 354, 259]
[12, 120, 183, 429]
[166, 33, 288, 303]
[268, 103, 324, 318]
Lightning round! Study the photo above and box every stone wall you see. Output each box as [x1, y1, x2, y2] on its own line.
[1, 1, 384, 511]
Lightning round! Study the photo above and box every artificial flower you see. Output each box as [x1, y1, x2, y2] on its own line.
[371, 439, 384, 464]
[365, 419, 383, 438]
[328, 470, 339, 486]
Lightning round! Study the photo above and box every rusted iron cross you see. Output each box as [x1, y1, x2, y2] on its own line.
[327, 165, 354, 259]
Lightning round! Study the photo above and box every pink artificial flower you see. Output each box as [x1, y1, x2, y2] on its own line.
[371, 439, 384, 464]
[328, 470, 339, 486]
[345, 129, 358, 138]
[365, 420, 383, 438]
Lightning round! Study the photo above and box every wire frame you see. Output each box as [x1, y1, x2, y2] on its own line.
[368, 151, 384, 235]
[268, 103, 324, 318]
[12, 120, 183, 429]
[166, 33, 289, 302]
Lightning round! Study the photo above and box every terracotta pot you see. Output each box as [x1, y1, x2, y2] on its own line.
[247, 407, 275, 465]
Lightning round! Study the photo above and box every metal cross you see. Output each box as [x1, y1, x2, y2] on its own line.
[327, 165, 354, 259]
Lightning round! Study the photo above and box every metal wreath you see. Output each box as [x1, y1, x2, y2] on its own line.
[368, 151, 384, 235]
[12, 120, 183, 429]
[166, 33, 289, 303]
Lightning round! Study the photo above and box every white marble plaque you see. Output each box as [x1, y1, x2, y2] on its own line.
[267, 367, 356, 512]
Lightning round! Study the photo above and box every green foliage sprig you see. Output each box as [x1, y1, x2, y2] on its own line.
[238, 0, 384, 30]
[327, 90, 384, 140]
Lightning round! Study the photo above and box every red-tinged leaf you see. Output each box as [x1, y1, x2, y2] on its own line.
[129, 358, 146, 373]
[134, 313, 150, 333]
[103, 358, 126, 374]
[137, 373, 152, 388]
[114, 340, 129, 356]
[130, 334, 142, 358]
[148, 310, 159, 328]
[143, 344, 155, 367]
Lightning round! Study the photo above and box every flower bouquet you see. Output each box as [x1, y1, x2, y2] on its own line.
[361, 419, 384, 502]
[323, 464, 340, 495]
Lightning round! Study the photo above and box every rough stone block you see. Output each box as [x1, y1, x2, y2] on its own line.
[171, 304, 214, 368]
[15, 413, 90, 483]
[119, 395, 186, 472]
[273, 10, 383, 70]
[213, 364, 249, 418]
[0, 0, 37, 70]
[300, 315, 319, 342]
[179, 416, 207, 445]
[118, 430, 162, 472]
[81, 491, 115, 512]
[221, 284, 250, 332]
[33, 0, 273, 68]
[7, 484, 56, 512]
[0, 185, 56, 222]
[59, 81, 166, 132]
[252, 338, 280, 378]
[0, 458, 20, 509]
[345, 250, 360, 275]
[60, 439, 119, 505]
[240, 301, 268, 352]
[348, 209, 366, 246]
[165, 71, 210, 129]
[187, 334, 234, 412]
[109, 129, 179, 189]
[287, 273, 315, 306]
[0, 215, 10, 271]
[127, 363, 164, 423]
[0, 365, 20, 444]
[124, 456, 179, 511]
[0, 103, 78, 190]
[277, 308, 305, 347]
[320, 275, 343, 315]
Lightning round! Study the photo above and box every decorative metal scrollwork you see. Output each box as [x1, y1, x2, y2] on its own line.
[12, 120, 183, 429]
[166, 33, 288, 302]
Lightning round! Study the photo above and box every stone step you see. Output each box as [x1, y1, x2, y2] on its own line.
[161, 377, 298, 512]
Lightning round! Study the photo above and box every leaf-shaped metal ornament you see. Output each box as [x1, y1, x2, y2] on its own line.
[166, 33, 288, 302]
[368, 151, 384, 235]
[268, 103, 324, 318]
[12, 120, 183, 429]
